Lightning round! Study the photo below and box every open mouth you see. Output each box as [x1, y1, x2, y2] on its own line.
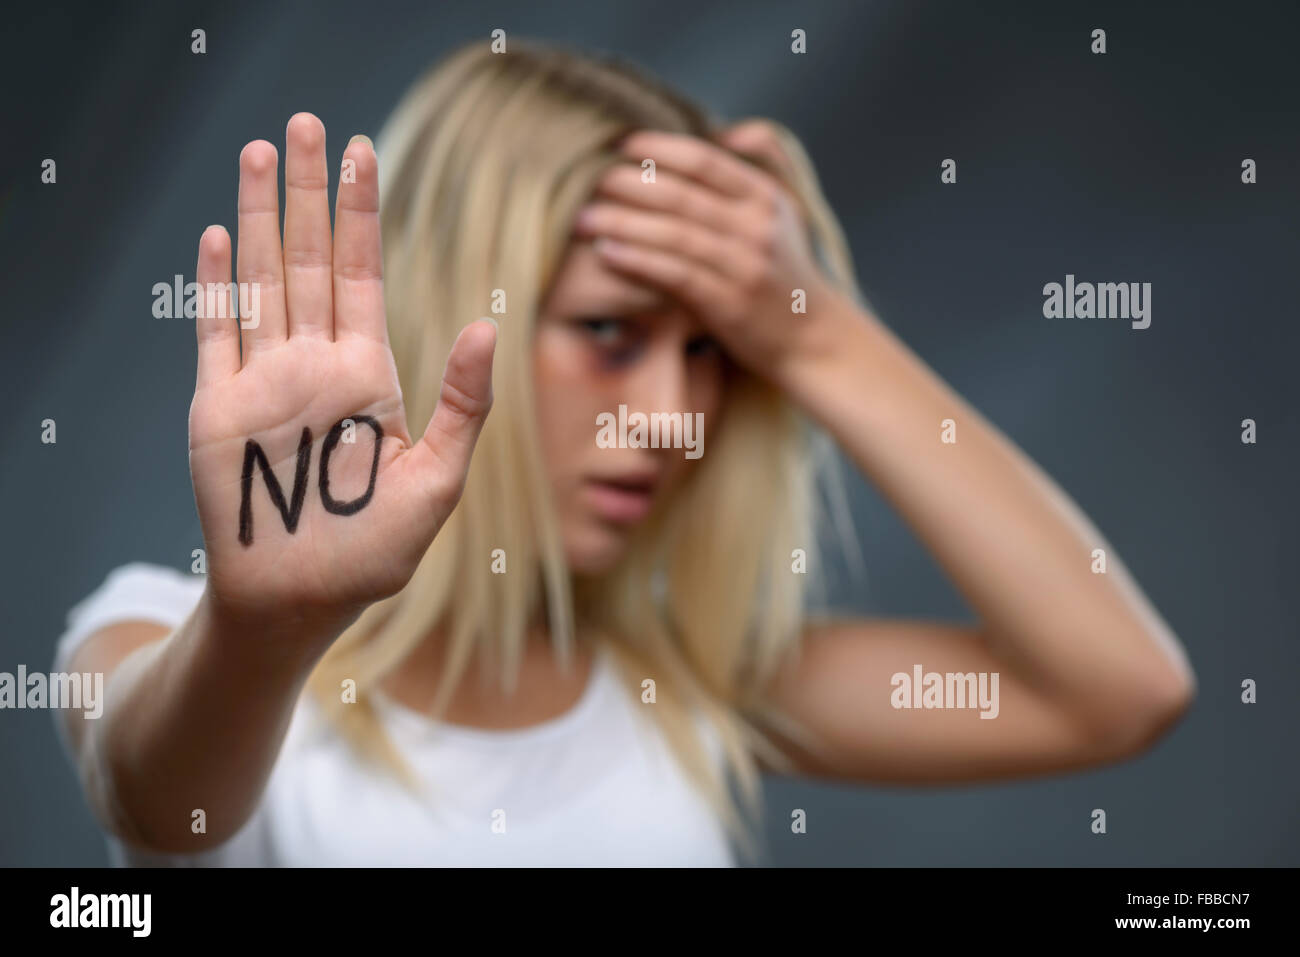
[583, 475, 658, 524]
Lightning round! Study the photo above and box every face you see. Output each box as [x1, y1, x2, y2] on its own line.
[532, 237, 728, 576]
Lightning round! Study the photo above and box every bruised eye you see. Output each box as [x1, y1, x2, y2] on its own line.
[579, 318, 629, 345]
[574, 317, 644, 366]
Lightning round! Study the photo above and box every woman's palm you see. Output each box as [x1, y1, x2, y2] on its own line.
[189, 114, 494, 621]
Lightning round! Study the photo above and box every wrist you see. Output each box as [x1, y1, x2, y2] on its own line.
[772, 289, 885, 410]
[196, 584, 357, 674]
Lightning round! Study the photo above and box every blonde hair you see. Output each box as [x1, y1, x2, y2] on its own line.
[306, 38, 865, 860]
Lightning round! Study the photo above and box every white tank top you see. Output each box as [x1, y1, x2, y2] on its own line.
[53, 563, 736, 866]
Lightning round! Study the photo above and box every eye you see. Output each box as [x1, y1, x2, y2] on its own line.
[578, 318, 628, 344]
[575, 317, 644, 365]
[577, 317, 643, 356]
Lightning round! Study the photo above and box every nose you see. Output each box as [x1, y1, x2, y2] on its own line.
[626, 329, 692, 418]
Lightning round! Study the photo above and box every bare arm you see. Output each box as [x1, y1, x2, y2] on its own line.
[60, 113, 496, 853]
[760, 304, 1194, 781]
[61, 599, 341, 852]
[761, 617, 1190, 783]
[574, 124, 1194, 782]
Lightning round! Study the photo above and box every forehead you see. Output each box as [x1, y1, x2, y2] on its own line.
[543, 239, 674, 316]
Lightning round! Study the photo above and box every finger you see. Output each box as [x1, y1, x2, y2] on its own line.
[715, 119, 798, 183]
[572, 201, 747, 284]
[333, 134, 387, 342]
[194, 225, 240, 386]
[715, 121, 813, 229]
[618, 129, 771, 201]
[418, 319, 497, 505]
[283, 113, 334, 339]
[594, 163, 745, 238]
[236, 140, 289, 352]
[592, 238, 734, 320]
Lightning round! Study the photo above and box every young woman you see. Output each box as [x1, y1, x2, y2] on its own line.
[54, 40, 1195, 866]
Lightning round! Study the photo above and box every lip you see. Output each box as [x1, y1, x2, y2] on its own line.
[582, 474, 660, 525]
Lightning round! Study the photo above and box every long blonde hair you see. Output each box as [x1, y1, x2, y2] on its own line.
[307, 38, 864, 859]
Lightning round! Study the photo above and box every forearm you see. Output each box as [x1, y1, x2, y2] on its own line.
[79, 589, 344, 854]
[778, 301, 1195, 733]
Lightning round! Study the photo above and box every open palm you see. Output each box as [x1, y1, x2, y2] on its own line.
[189, 113, 494, 626]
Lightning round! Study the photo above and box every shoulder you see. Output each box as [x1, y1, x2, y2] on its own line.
[56, 562, 205, 673]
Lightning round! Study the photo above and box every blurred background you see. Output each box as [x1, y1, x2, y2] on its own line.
[2, 0, 1297, 866]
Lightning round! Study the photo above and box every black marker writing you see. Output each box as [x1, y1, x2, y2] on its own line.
[320, 415, 383, 515]
[237, 415, 384, 546]
[238, 427, 312, 546]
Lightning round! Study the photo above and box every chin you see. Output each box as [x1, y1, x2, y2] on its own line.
[564, 522, 633, 577]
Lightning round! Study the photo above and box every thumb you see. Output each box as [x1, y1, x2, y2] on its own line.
[419, 318, 497, 502]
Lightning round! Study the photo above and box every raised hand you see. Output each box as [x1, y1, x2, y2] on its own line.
[189, 113, 494, 634]
[572, 124, 852, 386]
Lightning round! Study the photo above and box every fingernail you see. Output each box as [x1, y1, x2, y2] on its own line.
[349, 134, 373, 148]
[478, 316, 499, 331]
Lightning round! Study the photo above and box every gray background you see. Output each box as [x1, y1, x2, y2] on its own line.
[2, 0, 1296, 866]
